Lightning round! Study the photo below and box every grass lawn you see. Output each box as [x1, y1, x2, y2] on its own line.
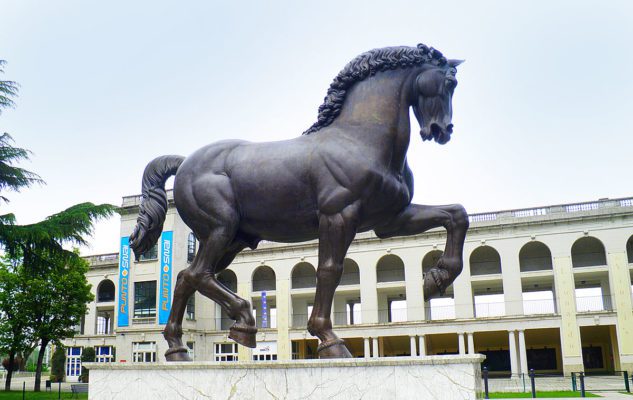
[0, 392, 87, 400]
[488, 391, 599, 398]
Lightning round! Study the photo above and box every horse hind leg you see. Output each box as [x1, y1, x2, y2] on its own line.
[186, 238, 257, 348]
[163, 267, 197, 361]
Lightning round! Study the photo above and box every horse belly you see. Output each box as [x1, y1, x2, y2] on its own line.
[231, 165, 320, 242]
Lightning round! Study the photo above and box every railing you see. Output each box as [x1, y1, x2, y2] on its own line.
[425, 305, 456, 320]
[576, 295, 613, 312]
[469, 213, 497, 223]
[292, 314, 308, 328]
[84, 252, 119, 266]
[468, 196, 633, 226]
[132, 317, 156, 325]
[522, 299, 557, 315]
[474, 301, 505, 318]
[513, 208, 547, 218]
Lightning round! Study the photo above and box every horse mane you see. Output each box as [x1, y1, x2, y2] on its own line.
[303, 43, 447, 135]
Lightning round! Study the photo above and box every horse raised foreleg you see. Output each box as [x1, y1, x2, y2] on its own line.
[308, 203, 359, 358]
[374, 204, 469, 300]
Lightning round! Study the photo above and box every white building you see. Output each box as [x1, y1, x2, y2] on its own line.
[63, 194, 633, 379]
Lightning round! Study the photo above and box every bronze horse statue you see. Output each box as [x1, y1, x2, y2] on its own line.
[130, 43, 468, 361]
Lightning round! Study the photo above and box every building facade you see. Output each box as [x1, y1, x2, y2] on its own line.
[63, 194, 633, 379]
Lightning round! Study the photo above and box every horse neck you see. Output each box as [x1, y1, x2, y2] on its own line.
[330, 69, 417, 171]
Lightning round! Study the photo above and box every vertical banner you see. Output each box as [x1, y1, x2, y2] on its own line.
[261, 291, 268, 328]
[159, 231, 173, 324]
[117, 237, 130, 327]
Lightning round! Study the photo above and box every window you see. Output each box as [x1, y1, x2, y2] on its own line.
[134, 281, 157, 319]
[139, 244, 158, 261]
[96, 310, 113, 334]
[252, 341, 278, 361]
[186, 295, 195, 320]
[187, 233, 196, 263]
[388, 299, 407, 322]
[132, 342, 156, 363]
[215, 343, 238, 362]
[95, 346, 114, 363]
[97, 280, 115, 302]
[186, 342, 195, 361]
[346, 302, 362, 325]
[65, 347, 82, 377]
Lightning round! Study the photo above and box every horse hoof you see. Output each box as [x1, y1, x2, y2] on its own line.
[423, 268, 445, 301]
[317, 339, 352, 359]
[165, 346, 192, 362]
[229, 324, 257, 348]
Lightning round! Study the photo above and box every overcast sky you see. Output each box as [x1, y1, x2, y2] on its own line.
[1, 0, 632, 255]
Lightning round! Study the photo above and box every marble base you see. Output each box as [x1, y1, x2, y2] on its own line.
[85, 355, 485, 400]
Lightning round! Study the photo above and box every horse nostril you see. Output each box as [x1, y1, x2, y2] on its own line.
[446, 124, 454, 133]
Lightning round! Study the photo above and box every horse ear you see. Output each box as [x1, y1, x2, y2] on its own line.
[448, 59, 465, 67]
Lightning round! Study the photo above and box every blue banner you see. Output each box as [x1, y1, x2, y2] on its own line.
[117, 237, 130, 327]
[159, 231, 173, 324]
[261, 291, 268, 328]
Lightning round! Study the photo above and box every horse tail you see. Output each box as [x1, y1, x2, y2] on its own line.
[129, 155, 185, 260]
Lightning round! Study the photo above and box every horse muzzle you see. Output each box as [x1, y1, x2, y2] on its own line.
[420, 123, 453, 144]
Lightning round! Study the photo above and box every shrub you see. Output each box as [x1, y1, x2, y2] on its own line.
[79, 347, 95, 383]
[49, 347, 66, 383]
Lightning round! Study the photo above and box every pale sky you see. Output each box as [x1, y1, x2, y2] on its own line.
[1, 0, 632, 255]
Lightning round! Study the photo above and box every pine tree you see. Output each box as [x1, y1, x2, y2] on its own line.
[0, 60, 116, 391]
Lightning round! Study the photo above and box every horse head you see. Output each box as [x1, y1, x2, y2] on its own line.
[413, 59, 464, 145]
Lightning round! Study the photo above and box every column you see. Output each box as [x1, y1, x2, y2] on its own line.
[500, 247, 524, 316]
[418, 335, 426, 356]
[458, 333, 466, 355]
[364, 337, 371, 358]
[553, 256, 584, 375]
[360, 256, 379, 324]
[372, 337, 379, 358]
[410, 335, 417, 357]
[454, 246, 474, 319]
[518, 330, 528, 375]
[236, 280, 253, 362]
[607, 252, 633, 372]
[508, 330, 518, 377]
[276, 277, 291, 360]
[403, 251, 425, 321]
[467, 332, 475, 355]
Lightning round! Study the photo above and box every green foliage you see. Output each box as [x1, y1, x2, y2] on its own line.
[0, 60, 19, 113]
[0, 60, 42, 203]
[0, 60, 115, 391]
[79, 347, 95, 383]
[49, 346, 65, 383]
[0, 260, 34, 362]
[0, 133, 43, 203]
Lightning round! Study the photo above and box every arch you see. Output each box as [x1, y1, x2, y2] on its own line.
[627, 235, 633, 264]
[97, 279, 115, 302]
[341, 258, 360, 285]
[469, 246, 502, 275]
[376, 254, 405, 283]
[291, 262, 316, 289]
[422, 250, 444, 274]
[252, 265, 276, 292]
[572, 237, 606, 268]
[519, 241, 553, 272]
[217, 269, 237, 293]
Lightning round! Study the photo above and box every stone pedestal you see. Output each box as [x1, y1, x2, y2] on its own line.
[86, 355, 485, 400]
